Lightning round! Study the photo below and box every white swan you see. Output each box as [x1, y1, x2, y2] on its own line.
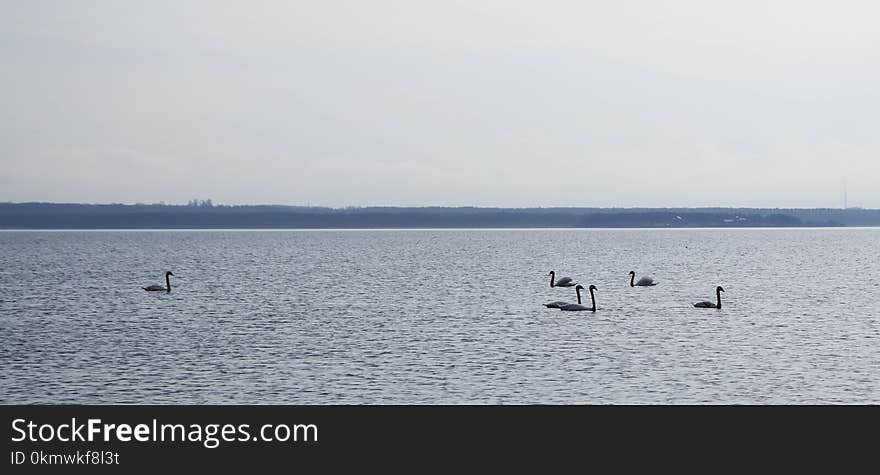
[628, 271, 657, 287]
[548, 270, 577, 288]
[543, 285, 582, 308]
[143, 271, 173, 292]
[559, 285, 597, 312]
[694, 286, 724, 308]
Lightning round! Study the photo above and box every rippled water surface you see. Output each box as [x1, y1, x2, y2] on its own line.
[1, 228, 878, 404]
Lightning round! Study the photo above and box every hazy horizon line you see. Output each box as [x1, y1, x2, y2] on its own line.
[1, 201, 873, 211]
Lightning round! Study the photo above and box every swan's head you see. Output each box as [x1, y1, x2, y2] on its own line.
[589, 285, 597, 291]
[166, 271, 174, 276]
[628, 271, 635, 276]
[716, 286, 724, 292]
[575, 284, 584, 291]
[548, 271, 554, 276]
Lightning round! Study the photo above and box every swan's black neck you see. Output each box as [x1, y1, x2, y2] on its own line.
[165, 274, 171, 292]
[629, 273, 635, 287]
[716, 288, 722, 309]
[589, 288, 596, 312]
[575, 287, 582, 305]
[549, 272, 555, 288]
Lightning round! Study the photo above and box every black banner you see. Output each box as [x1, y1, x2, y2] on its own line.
[2, 405, 875, 471]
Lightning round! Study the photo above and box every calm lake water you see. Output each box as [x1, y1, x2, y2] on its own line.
[1, 228, 878, 404]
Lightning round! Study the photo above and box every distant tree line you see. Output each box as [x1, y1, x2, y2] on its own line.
[574, 211, 809, 227]
[1, 202, 878, 229]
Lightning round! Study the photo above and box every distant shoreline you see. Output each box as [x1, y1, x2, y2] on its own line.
[3, 226, 880, 232]
[2, 203, 879, 229]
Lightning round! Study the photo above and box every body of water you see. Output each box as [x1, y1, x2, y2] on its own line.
[1, 228, 878, 403]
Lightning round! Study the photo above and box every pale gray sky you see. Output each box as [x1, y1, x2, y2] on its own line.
[2, 1, 878, 207]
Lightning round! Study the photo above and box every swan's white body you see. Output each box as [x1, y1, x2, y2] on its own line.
[559, 285, 597, 312]
[694, 286, 724, 309]
[549, 271, 577, 288]
[144, 271, 173, 292]
[629, 271, 657, 287]
[544, 285, 584, 308]
[559, 303, 593, 311]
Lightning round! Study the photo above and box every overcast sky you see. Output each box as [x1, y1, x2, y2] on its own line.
[2, 1, 878, 207]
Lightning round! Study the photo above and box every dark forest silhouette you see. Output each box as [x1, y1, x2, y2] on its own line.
[2, 202, 878, 228]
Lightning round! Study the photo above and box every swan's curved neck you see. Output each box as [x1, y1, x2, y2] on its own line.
[716, 289, 722, 309]
[166, 274, 171, 292]
[549, 272, 555, 288]
[575, 287, 582, 304]
[589, 288, 596, 311]
[629, 273, 635, 287]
